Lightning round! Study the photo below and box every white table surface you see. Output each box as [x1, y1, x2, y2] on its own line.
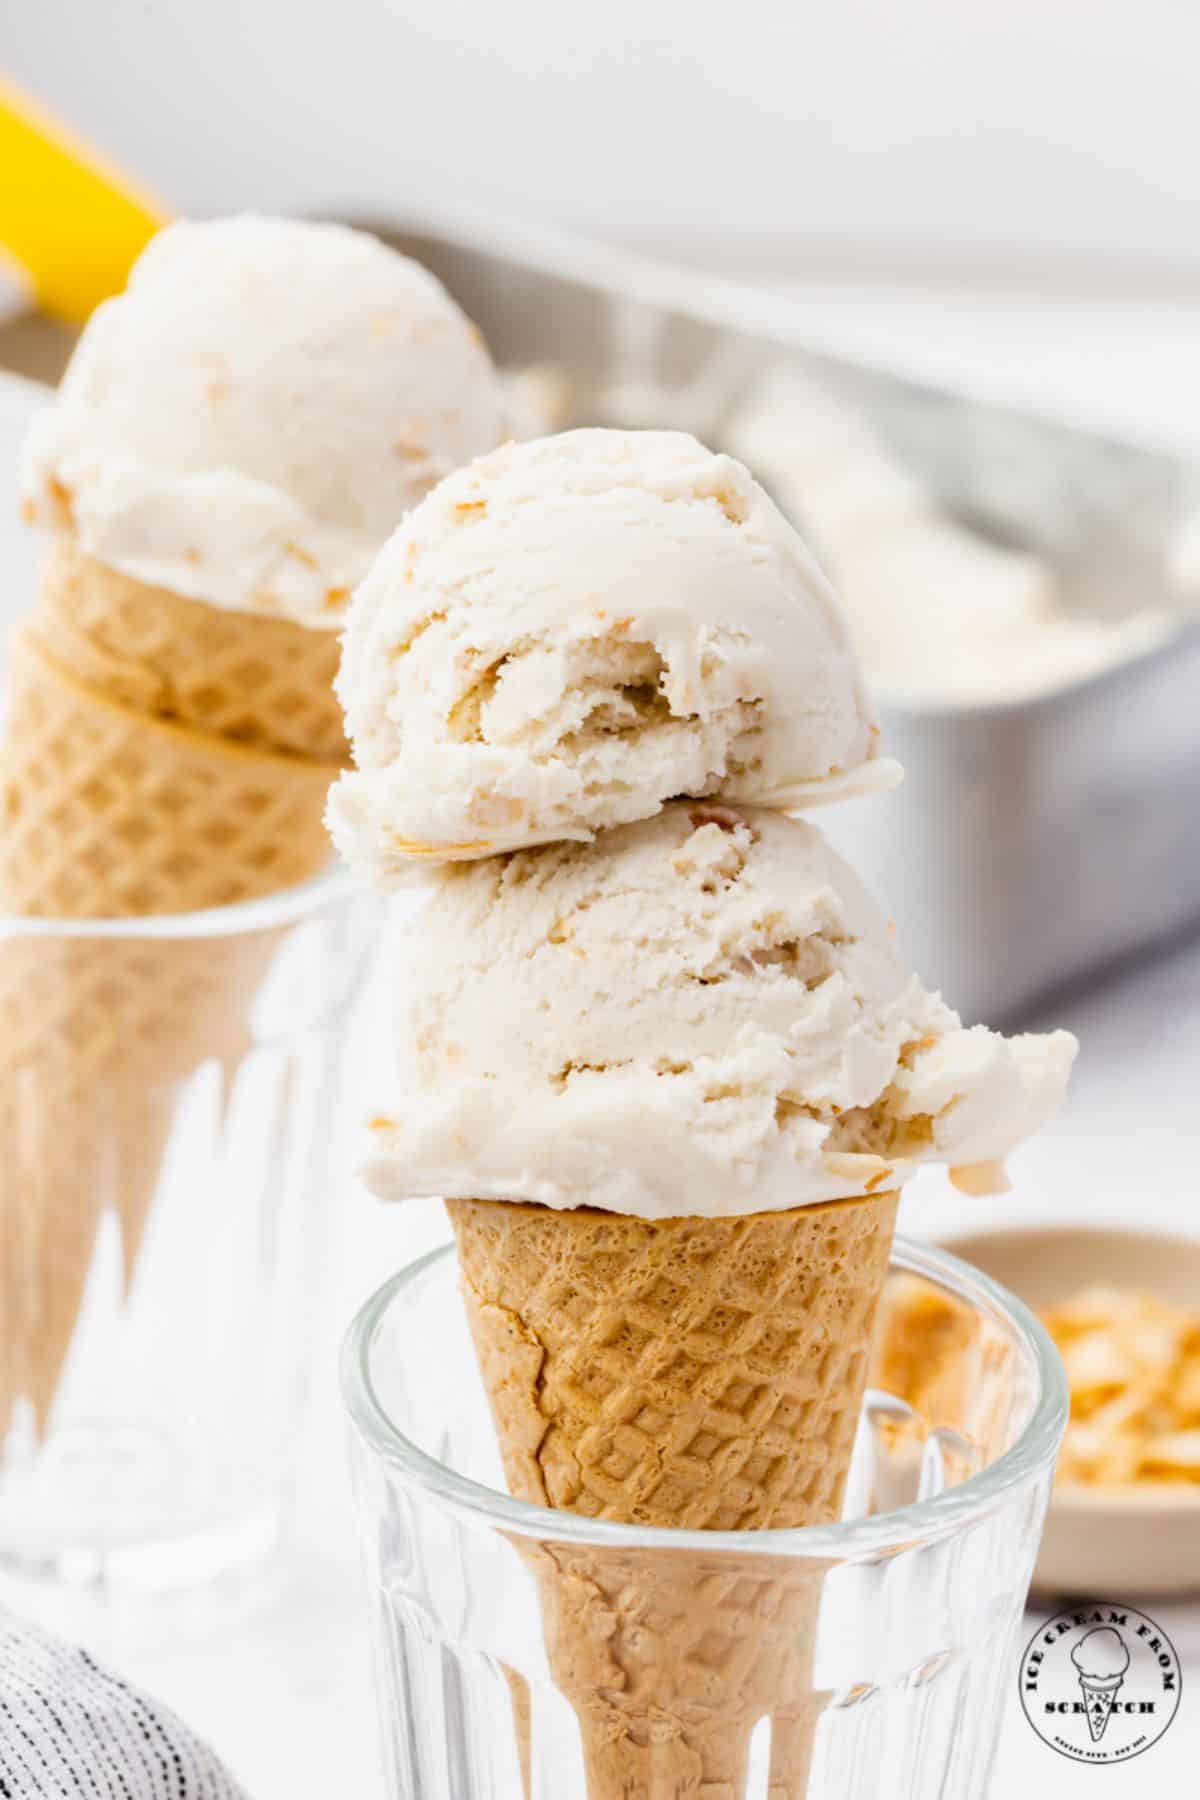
[4, 287, 1200, 1798]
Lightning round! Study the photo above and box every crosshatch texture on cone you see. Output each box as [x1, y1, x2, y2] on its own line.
[39, 543, 347, 762]
[0, 926, 275, 1432]
[0, 612, 315, 1426]
[525, 1538, 828, 1799]
[447, 1190, 899, 1532]
[1, 625, 335, 917]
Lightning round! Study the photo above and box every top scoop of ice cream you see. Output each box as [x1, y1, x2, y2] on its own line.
[1072, 1629, 1130, 1681]
[20, 215, 505, 626]
[364, 802, 1076, 1217]
[328, 429, 898, 873]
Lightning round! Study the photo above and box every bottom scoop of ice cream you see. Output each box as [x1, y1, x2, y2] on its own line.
[364, 802, 1076, 1217]
[1072, 1629, 1131, 1682]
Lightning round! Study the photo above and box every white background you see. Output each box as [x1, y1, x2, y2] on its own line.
[7, 0, 1200, 291]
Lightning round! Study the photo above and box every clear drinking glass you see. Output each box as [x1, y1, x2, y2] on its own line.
[1, 870, 376, 1589]
[344, 1236, 1067, 1800]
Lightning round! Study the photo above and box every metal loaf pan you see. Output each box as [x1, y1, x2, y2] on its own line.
[354, 212, 1200, 1022]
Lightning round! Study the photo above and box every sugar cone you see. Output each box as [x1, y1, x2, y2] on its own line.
[1, 927, 269, 1431]
[447, 1195, 896, 1530]
[1, 623, 338, 1434]
[520, 1537, 830, 1799]
[4, 625, 337, 918]
[447, 1191, 898, 1797]
[38, 542, 346, 762]
[500, 1665, 533, 1799]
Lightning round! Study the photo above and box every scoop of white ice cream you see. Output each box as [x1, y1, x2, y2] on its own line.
[329, 429, 898, 873]
[21, 215, 505, 626]
[365, 802, 1076, 1217]
[728, 365, 1169, 707]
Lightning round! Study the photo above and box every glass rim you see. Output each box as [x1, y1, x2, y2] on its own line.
[341, 1231, 1069, 1559]
[0, 864, 359, 941]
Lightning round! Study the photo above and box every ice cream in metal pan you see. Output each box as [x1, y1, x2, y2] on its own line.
[726, 363, 1172, 709]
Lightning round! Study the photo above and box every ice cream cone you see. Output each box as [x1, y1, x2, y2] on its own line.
[500, 1665, 533, 1799]
[1078, 1674, 1124, 1743]
[3, 625, 337, 918]
[1, 623, 337, 1433]
[447, 1190, 898, 1796]
[448, 1193, 896, 1530]
[1, 927, 269, 1433]
[516, 1537, 830, 1798]
[37, 542, 346, 762]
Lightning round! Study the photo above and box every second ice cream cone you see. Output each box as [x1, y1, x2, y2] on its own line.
[0, 924, 274, 1435]
[4, 211, 510, 1454]
[1, 626, 336, 1432]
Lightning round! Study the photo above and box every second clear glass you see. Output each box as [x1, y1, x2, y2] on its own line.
[1, 870, 376, 1589]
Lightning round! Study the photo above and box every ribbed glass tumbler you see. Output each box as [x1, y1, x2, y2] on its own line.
[344, 1236, 1067, 1800]
[1, 871, 376, 1588]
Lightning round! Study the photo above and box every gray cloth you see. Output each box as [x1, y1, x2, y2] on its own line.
[0, 1612, 247, 1798]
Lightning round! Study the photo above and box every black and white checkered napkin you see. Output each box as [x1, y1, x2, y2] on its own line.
[0, 1611, 247, 1798]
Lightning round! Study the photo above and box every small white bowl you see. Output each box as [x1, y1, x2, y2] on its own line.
[941, 1224, 1200, 1599]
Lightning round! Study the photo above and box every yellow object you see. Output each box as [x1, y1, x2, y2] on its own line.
[0, 74, 165, 324]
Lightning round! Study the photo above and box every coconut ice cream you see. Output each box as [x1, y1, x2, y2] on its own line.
[21, 215, 506, 626]
[365, 801, 1076, 1217]
[329, 429, 900, 875]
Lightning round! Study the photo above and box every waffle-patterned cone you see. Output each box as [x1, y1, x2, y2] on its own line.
[447, 1192, 898, 1797]
[1, 626, 333, 1432]
[521, 1538, 831, 1799]
[447, 1194, 898, 1530]
[39, 543, 346, 762]
[0, 928, 274, 1435]
[3, 626, 336, 918]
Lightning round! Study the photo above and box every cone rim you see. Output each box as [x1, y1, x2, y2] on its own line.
[341, 1232, 1068, 1558]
